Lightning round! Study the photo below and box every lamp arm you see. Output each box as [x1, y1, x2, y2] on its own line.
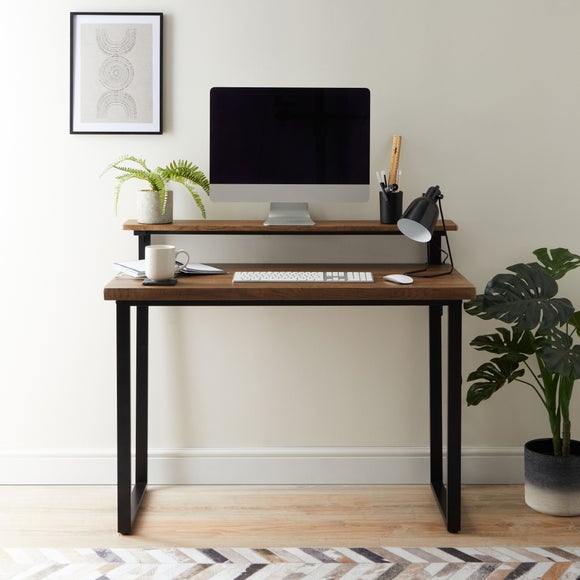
[438, 197, 454, 272]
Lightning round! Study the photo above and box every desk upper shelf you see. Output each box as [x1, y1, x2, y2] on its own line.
[123, 219, 458, 235]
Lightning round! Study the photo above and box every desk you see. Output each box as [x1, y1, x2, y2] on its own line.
[104, 261, 476, 534]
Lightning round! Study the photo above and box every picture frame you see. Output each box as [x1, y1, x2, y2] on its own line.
[70, 12, 163, 134]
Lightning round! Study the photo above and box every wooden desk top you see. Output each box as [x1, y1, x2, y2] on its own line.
[104, 264, 476, 303]
[123, 219, 457, 235]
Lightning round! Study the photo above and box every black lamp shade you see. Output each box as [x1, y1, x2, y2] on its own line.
[397, 187, 441, 242]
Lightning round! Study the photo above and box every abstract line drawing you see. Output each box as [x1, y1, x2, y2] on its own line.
[97, 91, 137, 119]
[96, 27, 136, 55]
[70, 13, 162, 134]
[96, 27, 137, 120]
[99, 56, 135, 92]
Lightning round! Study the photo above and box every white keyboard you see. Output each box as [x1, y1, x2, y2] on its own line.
[232, 271, 374, 283]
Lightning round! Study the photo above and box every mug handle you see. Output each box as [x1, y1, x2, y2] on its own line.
[174, 250, 190, 274]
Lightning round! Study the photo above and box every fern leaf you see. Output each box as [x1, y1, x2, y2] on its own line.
[161, 161, 210, 194]
[112, 173, 136, 213]
[172, 175, 207, 218]
[102, 155, 150, 176]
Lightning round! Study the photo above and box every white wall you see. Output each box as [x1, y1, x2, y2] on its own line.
[1, 0, 579, 484]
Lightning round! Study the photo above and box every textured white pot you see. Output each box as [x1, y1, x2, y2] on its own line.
[138, 190, 173, 224]
[524, 438, 580, 516]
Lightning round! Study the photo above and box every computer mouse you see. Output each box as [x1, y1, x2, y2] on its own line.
[383, 274, 414, 285]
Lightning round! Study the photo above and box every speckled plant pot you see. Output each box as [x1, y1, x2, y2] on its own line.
[138, 190, 173, 224]
[524, 438, 580, 516]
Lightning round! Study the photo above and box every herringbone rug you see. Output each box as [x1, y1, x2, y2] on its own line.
[1, 546, 579, 579]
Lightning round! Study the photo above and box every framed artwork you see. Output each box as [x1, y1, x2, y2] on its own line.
[70, 12, 163, 134]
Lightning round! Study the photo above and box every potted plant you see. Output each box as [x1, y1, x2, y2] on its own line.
[464, 247, 580, 515]
[102, 155, 210, 223]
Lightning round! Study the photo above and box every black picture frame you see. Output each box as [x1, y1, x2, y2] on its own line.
[70, 12, 163, 134]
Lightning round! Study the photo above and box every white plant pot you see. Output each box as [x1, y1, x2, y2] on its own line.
[138, 190, 173, 224]
[524, 438, 580, 516]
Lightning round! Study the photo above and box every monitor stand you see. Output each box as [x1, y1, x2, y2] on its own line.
[264, 202, 315, 226]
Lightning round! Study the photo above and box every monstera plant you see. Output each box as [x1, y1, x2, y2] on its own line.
[464, 248, 580, 457]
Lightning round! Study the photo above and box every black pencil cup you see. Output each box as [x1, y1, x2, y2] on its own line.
[379, 189, 403, 224]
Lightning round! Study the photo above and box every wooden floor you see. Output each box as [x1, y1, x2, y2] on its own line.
[1, 485, 579, 548]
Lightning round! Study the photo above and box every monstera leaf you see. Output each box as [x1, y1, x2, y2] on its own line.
[570, 311, 580, 337]
[464, 263, 573, 331]
[537, 327, 580, 378]
[470, 327, 535, 357]
[462, 294, 494, 320]
[466, 357, 526, 405]
[533, 247, 580, 280]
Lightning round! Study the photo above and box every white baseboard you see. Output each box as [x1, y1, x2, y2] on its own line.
[0, 446, 524, 485]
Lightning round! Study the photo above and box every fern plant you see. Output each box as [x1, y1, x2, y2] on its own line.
[464, 248, 580, 456]
[102, 155, 210, 218]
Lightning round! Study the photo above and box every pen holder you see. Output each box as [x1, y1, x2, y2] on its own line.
[379, 188, 403, 224]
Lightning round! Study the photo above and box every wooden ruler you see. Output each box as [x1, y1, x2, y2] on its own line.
[387, 135, 402, 186]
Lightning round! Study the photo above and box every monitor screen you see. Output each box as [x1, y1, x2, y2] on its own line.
[210, 87, 370, 225]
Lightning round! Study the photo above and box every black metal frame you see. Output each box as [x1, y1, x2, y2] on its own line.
[70, 12, 163, 135]
[115, 296, 462, 534]
[115, 222, 462, 534]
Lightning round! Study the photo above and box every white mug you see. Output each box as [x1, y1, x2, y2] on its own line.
[145, 244, 190, 281]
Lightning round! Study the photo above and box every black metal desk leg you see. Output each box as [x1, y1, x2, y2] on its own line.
[132, 305, 149, 527]
[135, 305, 149, 497]
[446, 301, 463, 533]
[429, 305, 443, 490]
[429, 302, 462, 533]
[116, 302, 132, 534]
[116, 303, 149, 535]
[429, 304, 448, 526]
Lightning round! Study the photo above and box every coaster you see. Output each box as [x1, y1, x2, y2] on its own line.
[143, 277, 177, 286]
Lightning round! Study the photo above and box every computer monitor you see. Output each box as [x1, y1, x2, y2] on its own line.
[210, 87, 371, 225]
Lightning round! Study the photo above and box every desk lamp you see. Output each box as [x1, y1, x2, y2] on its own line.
[397, 185, 454, 277]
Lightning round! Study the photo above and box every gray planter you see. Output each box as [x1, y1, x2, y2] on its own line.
[524, 438, 580, 516]
[138, 190, 173, 224]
